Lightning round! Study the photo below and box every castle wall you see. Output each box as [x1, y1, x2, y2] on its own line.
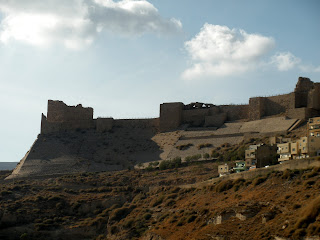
[249, 93, 294, 120]
[264, 93, 295, 116]
[294, 77, 314, 108]
[41, 115, 95, 134]
[114, 118, 159, 129]
[286, 108, 318, 120]
[47, 100, 93, 123]
[182, 108, 210, 126]
[308, 83, 320, 110]
[249, 97, 265, 120]
[159, 103, 183, 132]
[42, 100, 94, 134]
[204, 113, 227, 127]
[96, 118, 114, 132]
[220, 105, 250, 121]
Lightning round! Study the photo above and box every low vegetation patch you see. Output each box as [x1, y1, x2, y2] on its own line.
[197, 143, 212, 150]
[252, 176, 267, 186]
[159, 157, 182, 170]
[294, 196, 320, 234]
[215, 180, 234, 193]
[185, 154, 202, 163]
[176, 143, 193, 150]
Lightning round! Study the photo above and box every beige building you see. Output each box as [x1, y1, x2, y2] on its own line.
[308, 117, 320, 137]
[218, 164, 229, 177]
[269, 136, 292, 145]
[245, 145, 260, 167]
[277, 117, 320, 162]
[277, 142, 292, 162]
[278, 137, 309, 162]
[307, 117, 320, 157]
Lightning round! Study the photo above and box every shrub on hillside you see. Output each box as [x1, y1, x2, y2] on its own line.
[197, 143, 213, 150]
[150, 195, 165, 207]
[211, 150, 220, 158]
[109, 207, 132, 222]
[185, 154, 202, 164]
[282, 169, 294, 180]
[176, 143, 193, 150]
[159, 157, 182, 170]
[215, 180, 233, 192]
[295, 196, 320, 230]
[252, 176, 267, 186]
[232, 178, 245, 191]
[203, 153, 210, 159]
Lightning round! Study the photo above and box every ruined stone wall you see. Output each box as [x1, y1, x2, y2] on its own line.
[182, 108, 210, 126]
[96, 118, 114, 132]
[286, 108, 318, 120]
[113, 118, 159, 129]
[249, 97, 265, 120]
[159, 103, 183, 132]
[220, 105, 250, 121]
[41, 100, 94, 134]
[41, 115, 95, 134]
[308, 83, 320, 110]
[264, 93, 295, 116]
[294, 77, 314, 108]
[47, 100, 93, 123]
[249, 93, 294, 120]
[204, 113, 227, 127]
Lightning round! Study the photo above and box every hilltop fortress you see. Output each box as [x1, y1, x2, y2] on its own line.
[41, 77, 320, 134]
[160, 77, 320, 131]
[6, 77, 320, 179]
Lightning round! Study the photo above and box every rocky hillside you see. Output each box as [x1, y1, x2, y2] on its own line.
[1, 160, 320, 240]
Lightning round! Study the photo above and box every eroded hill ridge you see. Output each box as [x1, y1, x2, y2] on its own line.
[7, 77, 320, 179]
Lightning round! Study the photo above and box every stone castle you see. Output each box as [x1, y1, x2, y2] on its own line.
[160, 77, 320, 131]
[6, 76, 320, 179]
[41, 77, 320, 134]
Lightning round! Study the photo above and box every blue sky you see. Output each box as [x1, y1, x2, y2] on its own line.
[0, 0, 319, 162]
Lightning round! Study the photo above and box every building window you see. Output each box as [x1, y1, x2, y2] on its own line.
[292, 148, 296, 151]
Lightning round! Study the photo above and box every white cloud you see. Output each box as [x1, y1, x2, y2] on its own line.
[270, 52, 301, 71]
[299, 64, 320, 73]
[0, 0, 182, 49]
[270, 52, 320, 73]
[182, 23, 275, 79]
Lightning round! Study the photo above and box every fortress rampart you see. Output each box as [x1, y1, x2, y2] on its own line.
[159, 77, 320, 131]
[41, 100, 95, 134]
[41, 100, 158, 134]
[41, 77, 320, 134]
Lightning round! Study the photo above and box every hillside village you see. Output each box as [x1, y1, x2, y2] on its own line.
[218, 116, 320, 177]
